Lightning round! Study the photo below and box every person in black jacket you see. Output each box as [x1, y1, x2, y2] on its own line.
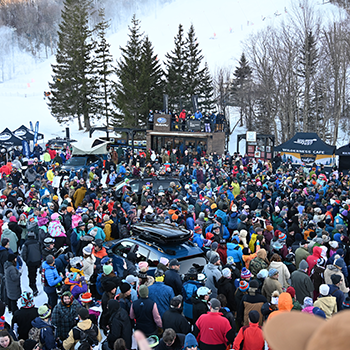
[162, 296, 191, 335]
[158, 328, 185, 350]
[8, 216, 22, 243]
[164, 259, 183, 295]
[107, 299, 132, 350]
[217, 268, 236, 313]
[21, 232, 41, 295]
[0, 238, 10, 276]
[191, 286, 210, 324]
[11, 291, 38, 340]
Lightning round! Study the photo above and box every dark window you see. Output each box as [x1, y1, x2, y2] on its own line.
[112, 241, 135, 258]
[133, 244, 150, 263]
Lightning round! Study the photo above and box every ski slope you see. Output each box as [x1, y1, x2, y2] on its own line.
[0, 0, 340, 152]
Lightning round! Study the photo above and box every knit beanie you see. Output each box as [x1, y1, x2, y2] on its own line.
[21, 291, 35, 309]
[23, 339, 38, 350]
[239, 281, 249, 292]
[103, 264, 113, 275]
[241, 267, 252, 279]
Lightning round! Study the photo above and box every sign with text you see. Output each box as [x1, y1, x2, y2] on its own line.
[187, 119, 201, 131]
[153, 113, 171, 132]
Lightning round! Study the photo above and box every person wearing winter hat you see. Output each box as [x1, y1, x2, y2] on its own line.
[0, 329, 22, 350]
[31, 305, 57, 350]
[4, 253, 20, 313]
[12, 291, 38, 340]
[233, 310, 264, 350]
[237, 279, 267, 327]
[164, 259, 183, 296]
[183, 333, 198, 350]
[51, 290, 81, 341]
[100, 281, 117, 334]
[82, 243, 96, 282]
[314, 284, 337, 319]
[324, 258, 349, 294]
[286, 286, 302, 311]
[203, 252, 222, 297]
[301, 296, 314, 314]
[290, 259, 314, 304]
[262, 269, 283, 303]
[148, 270, 175, 318]
[216, 268, 235, 314]
[329, 274, 345, 312]
[130, 285, 162, 337]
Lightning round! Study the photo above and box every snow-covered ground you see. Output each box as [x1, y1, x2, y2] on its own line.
[0, 0, 340, 153]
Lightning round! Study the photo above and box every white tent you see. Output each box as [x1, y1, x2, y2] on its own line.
[71, 138, 109, 155]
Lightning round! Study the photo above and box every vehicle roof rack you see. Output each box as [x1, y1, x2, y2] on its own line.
[132, 222, 191, 245]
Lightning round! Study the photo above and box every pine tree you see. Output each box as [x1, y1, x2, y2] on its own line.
[230, 53, 253, 127]
[141, 35, 164, 115]
[184, 24, 205, 110]
[94, 8, 115, 130]
[199, 62, 214, 111]
[48, 0, 98, 131]
[113, 15, 146, 127]
[297, 30, 319, 132]
[165, 24, 187, 110]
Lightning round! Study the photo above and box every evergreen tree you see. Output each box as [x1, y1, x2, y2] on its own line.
[297, 30, 319, 132]
[141, 35, 164, 115]
[94, 8, 115, 130]
[184, 24, 205, 110]
[113, 15, 146, 127]
[230, 52, 253, 127]
[199, 62, 214, 111]
[48, 0, 98, 131]
[165, 24, 187, 110]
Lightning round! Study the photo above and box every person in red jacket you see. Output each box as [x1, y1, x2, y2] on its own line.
[194, 298, 234, 350]
[306, 246, 322, 276]
[233, 310, 264, 350]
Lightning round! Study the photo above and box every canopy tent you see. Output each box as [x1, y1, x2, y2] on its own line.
[0, 128, 24, 146]
[335, 144, 350, 171]
[71, 138, 109, 156]
[274, 132, 336, 165]
[12, 125, 44, 141]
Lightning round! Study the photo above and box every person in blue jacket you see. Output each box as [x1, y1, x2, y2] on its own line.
[193, 226, 204, 248]
[227, 236, 243, 269]
[42, 254, 62, 308]
[148, 270, 175, 317]
[31, 305, 58, 350]
[195, 110, 202, 120]
[186, 212, 195, 232]
[205, 222, 230, 240]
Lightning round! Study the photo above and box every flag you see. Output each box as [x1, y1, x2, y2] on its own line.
[22, 140, 30, 158]
[33, 121, 39, 145]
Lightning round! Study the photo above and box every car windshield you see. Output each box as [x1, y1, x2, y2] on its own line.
[65, 157, 86, 166]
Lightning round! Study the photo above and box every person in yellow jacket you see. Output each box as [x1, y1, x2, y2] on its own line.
[43, 151, 51, 164]
[73, 185, 87, 208]
[231, 178, 240, 197]
[103, 215, 115, 241]
[63, 307, 102, 350]
[46, 168, 54, 182]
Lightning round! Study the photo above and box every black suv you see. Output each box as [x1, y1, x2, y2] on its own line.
[105, 222, 206, 275]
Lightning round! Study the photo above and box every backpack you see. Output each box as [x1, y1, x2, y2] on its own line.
[96, 272, 104, 296]
[73, 323, 99, 349]
[28, 326, 45, 348]
[110, 222, 119, 239]
[41, 268, 48, 287]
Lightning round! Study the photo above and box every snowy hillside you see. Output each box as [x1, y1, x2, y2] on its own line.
[0, 0, 339, 152]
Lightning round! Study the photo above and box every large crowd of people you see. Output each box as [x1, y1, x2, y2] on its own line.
[0, 142, 349, 350]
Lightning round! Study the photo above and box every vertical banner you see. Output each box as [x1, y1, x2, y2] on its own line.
[22, 140, 30, 158]
[29, 121, 34, 131]
[163, 94, 169, 114]
[33, 121, 39, 145]
[191, 95, 198, 112]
